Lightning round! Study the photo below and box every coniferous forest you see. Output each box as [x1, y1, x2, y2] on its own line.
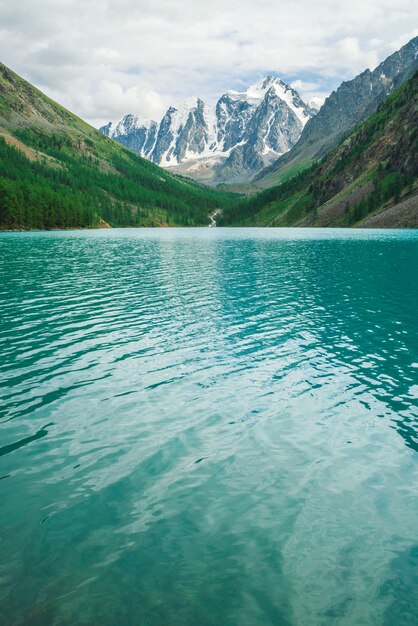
[0, 61, 234, 230]
[0, 133, 235, 230]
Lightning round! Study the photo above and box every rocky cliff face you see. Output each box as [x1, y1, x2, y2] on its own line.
[255, 36, 418, 186]
[216, 82, 312, 182]
[100, 114, 158, 156]
[100, 77, 316, 184]
[298, 36, 418, 155]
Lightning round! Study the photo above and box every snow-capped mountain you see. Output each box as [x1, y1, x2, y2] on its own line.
[101, 114, 159, 156]
[100, 77, 317, 184]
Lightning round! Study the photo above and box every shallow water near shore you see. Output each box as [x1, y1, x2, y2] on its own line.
[1, 227, 418, 626]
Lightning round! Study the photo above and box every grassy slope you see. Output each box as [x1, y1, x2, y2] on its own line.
[217, 159, 314, 196]
[220, 73, 418, 227]
[251, 157, 314, 190]
[0, 62, 234, 229]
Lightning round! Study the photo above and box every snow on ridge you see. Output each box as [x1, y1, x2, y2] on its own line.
[108, 76, 312, 142]
[169, 96, 200, 133]
[110, 114, 157, 138]
[260, 77, 311, 125]
[103, 76, 315, 169]
[225, 76, 311, 126]
[159, 97, 220, 166]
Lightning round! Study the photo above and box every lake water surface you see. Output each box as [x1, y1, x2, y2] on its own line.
[1, 228, 418, 626]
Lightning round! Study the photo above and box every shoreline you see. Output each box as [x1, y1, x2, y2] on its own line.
[1, 225, 418, 233]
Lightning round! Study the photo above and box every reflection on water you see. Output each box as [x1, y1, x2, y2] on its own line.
[0, 227, 418, 626]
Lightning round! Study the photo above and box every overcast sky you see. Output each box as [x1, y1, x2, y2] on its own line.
[0, 0, 417, 127]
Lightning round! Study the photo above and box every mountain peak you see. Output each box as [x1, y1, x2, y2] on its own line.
[110, 114, 157, 138]
[227, 76, 290, 103]
[121, 113, 157, 127]
[173, 96, 202, 111]
[261, 75, 286, 88]
[225, 76, 311, 117]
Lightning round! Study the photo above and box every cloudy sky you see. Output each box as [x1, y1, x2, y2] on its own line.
[0, 0, 417, 127]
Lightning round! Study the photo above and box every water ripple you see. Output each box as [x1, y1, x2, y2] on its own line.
[0, 228, 418, 626]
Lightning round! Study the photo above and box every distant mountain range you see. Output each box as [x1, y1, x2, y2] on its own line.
[255, 36, 418, 188]
[100, 77, 317, 185]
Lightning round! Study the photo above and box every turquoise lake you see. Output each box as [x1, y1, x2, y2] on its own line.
[1, 227, 418, 626]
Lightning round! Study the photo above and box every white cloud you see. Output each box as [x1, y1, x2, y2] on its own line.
[291, 80, 321, 93]
[94, 82, 166, 122]
[290, 81, 328, 109]
[0, 0, 416, 126]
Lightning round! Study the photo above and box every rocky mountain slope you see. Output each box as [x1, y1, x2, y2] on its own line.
[254, 36, 418, 188]
[0, 62, 233, 230]
[220, 72, 418, 228]
[101, 77, 316, 185]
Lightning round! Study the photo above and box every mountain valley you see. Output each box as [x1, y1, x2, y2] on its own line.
[0, 37, 417, 231]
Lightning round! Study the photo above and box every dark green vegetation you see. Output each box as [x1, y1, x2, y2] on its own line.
[0, 63, 234, 230]
[220, 73, 418, 227]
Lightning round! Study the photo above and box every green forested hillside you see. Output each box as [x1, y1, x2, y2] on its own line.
[0, 62, 234, 230]
[220, 73, 418, 227]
